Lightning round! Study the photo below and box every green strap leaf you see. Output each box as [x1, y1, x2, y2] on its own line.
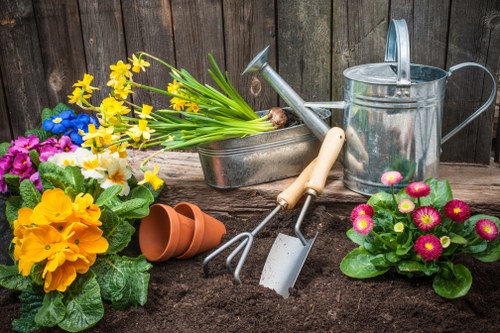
[340, 247, 389, 279]
[34, 292, 65, 327]
[58, 274, 104, 332]
[19, 179, 41, 209]
[432, 263, 472, 299]
[95, 185, 123, 207]
[91, 254, 152, 310]
[100, 208, 135, 254]
[0, 264, 31, 291]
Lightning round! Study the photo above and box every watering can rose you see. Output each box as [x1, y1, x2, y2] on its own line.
[340, 170, 500, 299]
[13, 189, 108, 293]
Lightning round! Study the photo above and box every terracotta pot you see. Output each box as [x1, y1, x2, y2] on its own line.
[139, 204, 195, 262]
[173, 202, 227, 259]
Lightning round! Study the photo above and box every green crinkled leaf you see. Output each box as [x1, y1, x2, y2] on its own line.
[38, 162, 72, 191]
[346, 228, 366, 246]
[367, 191, 393, 209]
[433, 263, 472, 299]
[100, 208, 135, 254]
[92, 254, 152, 309]
[112, 198, 149, 219]
[12, 287, 44, 333]
[19, 179, 41, 209]
[64, 166, 86, 196]
[0, 142, 10, 157]
[340, 247, 389, 279]
[128, 185, 155, 206]
[28, 150, 40, 168]
[0, 264, 31, 291]
[24, 128, 53, 142]
[58, 274, 104, 332]
[34, 292, 65, 328]
[53, 103, 72, 115]
[41, 103, 72, 122]
[4, 173, 21, 191]
[6, 195, 23, 226]
[95, 185, 123, 207]
[420, 178, 453, 208]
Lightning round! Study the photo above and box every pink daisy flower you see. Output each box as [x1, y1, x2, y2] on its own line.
[475, 219, 499, 241]
[406, 182, 430, 198]
[398, 199, 415, 214]
[412, 206, 441, 231]
[414, 234, 442, 261]
[381, 171, 403, 186]
[350, 203, 374, 222]
[353, 215, 374, 235]
[444, 199, 471, 223]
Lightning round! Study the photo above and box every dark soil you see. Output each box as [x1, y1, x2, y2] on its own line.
[1, 203, 500, 333]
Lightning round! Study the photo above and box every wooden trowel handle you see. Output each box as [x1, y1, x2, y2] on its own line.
[305, 127, 345, 195]
[277, 158, 317, 210]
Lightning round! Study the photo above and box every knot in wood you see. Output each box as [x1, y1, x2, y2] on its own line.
[250, 76, 262, 97]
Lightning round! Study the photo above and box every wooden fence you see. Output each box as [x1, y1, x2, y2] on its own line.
[0, 0, 499, 163]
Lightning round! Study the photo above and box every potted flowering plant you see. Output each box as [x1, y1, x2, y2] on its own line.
[340, 171, 500, 299]
[0, 104, 164, 332]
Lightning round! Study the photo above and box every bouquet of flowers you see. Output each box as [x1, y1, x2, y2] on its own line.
[340, 171, 500, 299]
[0, 104, 163, 332]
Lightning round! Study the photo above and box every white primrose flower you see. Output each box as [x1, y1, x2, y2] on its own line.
[74, 148, 106, 180]
[99, 157, 132, 196]
[47, 151, 78, 167]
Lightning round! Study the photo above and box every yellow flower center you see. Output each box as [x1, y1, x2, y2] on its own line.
[424, 243, 434, 250]
[421, 215, 433, 225]
[53, 117, 62, 124]
[483, 225, 492, 234]
[45, 245, 51, 251]
[453, 207, 462, 214]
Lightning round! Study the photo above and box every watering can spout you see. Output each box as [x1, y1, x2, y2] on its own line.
[242, 45, 270, 76]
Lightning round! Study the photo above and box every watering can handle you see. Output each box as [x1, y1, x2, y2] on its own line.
[441, 62, 497, 145]
[277, 158, 317, 210]
[305, 127, 345, 195]
[384, 19, 411, 86]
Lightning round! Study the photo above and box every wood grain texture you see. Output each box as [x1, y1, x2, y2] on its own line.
[277, 0, 332, 104]
[171, 0, 225, 84]
[222, 0, 278, 112]
[32, 0, 86, 107]
[0, 0, 49, 136]
[78, 0, 127, 103]
[331, 0, 349, 127]
[441, 0, 499, 164]
[130, 150, 500, 219]
[121, 0, 176, 110]
[0, 73, 11, 142]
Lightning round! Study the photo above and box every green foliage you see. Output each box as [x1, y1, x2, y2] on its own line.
[0, 142, 11, 157]
[35, 292, 66, 328]
[41, 103, 72, 122]
[95, 185, 123, 207]
[0, 264, 32, 291]
[341, 177, 500, 299]
[19, 180, 41, 209]
[100, 208, 136, 254]
[12, 287, 44, 333]
[6, 195, 23, 226]
[24, 128, 53, 142]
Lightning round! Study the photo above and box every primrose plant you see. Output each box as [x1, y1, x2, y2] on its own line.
[340, 171, 500, 299]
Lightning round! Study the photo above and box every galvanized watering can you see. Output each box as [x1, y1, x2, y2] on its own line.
[248, 19, 496, 196]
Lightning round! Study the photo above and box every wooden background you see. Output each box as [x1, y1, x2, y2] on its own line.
[0, 0, 499, 164]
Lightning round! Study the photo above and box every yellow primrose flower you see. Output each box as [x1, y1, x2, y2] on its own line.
[138, 164, 164, 190]
[43, 257, 88, 293]
[68, 87, 91, 106]
[73, 73, 98, 93]
[109, 60, 132, 80]
[30, 189, 74, 225]
[63, 222, 108, 260]
[167, 79, 182, 94]
[170, 96, 187, 111]
[73, 193, 102, 226]
[13, 208, 34, 261]
[186, 102, 200, 113]
[130, 54, 150, 73]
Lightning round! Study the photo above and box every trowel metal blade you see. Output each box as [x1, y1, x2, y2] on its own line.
[259, 232, 318, 298]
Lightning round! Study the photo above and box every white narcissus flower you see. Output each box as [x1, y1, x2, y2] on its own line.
[99, 157, 132, 196]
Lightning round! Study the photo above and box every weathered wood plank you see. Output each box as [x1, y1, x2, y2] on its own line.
[32, 0, 86, 107]
[441, 0, 499, 164]
[121, 0, 176, 110]
[0, 73, 11, 142]
[0, 0, 49, 137]
[170, 0, 225, 84]
[277, 0, 332, 105]
[222, 0, 278, 112]
[331, 0, 349, 127]
[130, 151, 500, 220]
[78, 0, 127, 103]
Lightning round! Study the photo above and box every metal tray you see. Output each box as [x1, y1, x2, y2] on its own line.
[197, 108, 331, 188]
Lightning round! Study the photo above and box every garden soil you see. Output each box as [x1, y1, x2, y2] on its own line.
[1, 203, 500, 332]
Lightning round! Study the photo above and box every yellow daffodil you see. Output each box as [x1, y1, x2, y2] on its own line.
[30, 189, 73, 225]
[130, 54, 150, 73]
[110, 77, 133, 100]
[138, 164, 164, 190]
[82, 124, 120, 153]
[73, 193, 102, 226]
[186, 102, 200, 113]
[100, 97, 130, 123]
[109, 60, 132, 80]
[170, 96, 187, 111]
[108, 142, 129, 158]
[138, 104, 153, 119]
[167, 79, 182, 94]
[126, 119, 154, 143]
[68, 87, 91, 106]
[73, 73, 98, 93]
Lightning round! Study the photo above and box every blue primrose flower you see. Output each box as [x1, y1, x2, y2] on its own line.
[42, 110, 76, 134]
[63, 113, 100, 146]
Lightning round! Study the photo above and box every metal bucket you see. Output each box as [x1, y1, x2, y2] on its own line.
[307, 19, 496, 195]
[198, 108, 331, 188]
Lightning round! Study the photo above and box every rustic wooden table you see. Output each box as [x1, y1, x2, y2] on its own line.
[130, 151, 500, 220]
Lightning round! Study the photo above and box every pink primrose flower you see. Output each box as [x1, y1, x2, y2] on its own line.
[406, 182, 430, 198]
[381, 171, 403, 186]
[398, 199, 415, 214]
[353, 215, 374, 235]
[475, 219, 499, 241]
[350, 203, 374, 222]
[444, 199, 471, 223]
[412, 206, 441, 231]
[8, 135, 39, 155]
[414, 234, 442, 261]
[29, 171, 42, 191]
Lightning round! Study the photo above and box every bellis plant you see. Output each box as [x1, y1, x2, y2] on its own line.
[340, 170, 500, 299]
[67, 52, 287, 172]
